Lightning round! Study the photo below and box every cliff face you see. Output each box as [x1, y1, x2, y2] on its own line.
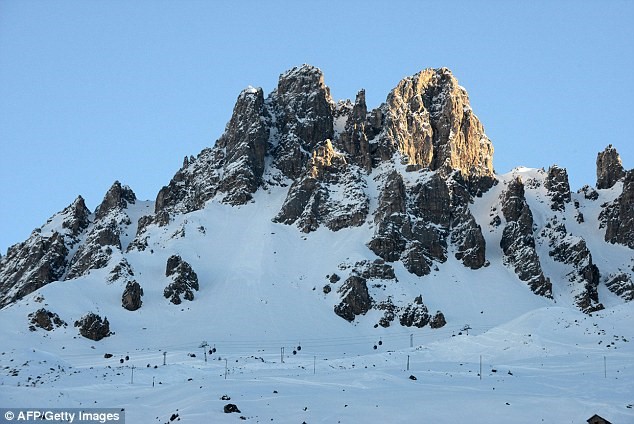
[380, 68, 494, 180]
[1, 64, 632, 321]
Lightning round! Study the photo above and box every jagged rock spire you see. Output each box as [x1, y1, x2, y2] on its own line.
[380, 68, 494, 179]
[596, 144, 625, 189]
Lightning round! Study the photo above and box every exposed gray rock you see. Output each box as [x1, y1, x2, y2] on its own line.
[65, 221, 121, 280]
[74, 313, 111, 341]
[0, 196, 90, 307]
[596, 144, 625, 189]
[600, 170, 634, 249]
[338, 89, 374, 171]
[164, 255, 199, 304]
[273, 140, 369, 232]
[429, 311, 447, 328]
[122, 281, 143, 311]
[334, 276, 372, 322]
[216, 87, 269, 204]
[95, 181, 136, 220]
[578, 185, 599, 200]
[399, 298, 430, 328]
[605, 273, 634, 301]
[352, 259, 396, 281]
[270, 64, 334, 179]
[28, 308, 66, 331]
[545, 219, 603, 313]
[108, 258, 134, 283]
[368, 170, 486, 275]
[500, 177, 552, 297]
[544, 165, 571, 211]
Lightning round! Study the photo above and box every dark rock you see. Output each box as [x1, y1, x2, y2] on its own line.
[122, 281, 143, 311]
[0, 197, 90, 307]
[334, 276, 372, 322]
[409, 375, 417, 380]
[74, 313, 111, 341]
[216, 87, 269, 204]
[376, 298, 397, 328]
[596, 144, 625, 189]
[546, 224, 603, 312]
[353, 259, 396, 280]
[65, 221, 121, 279]
[270, 64, 334, 179]
[94, 181, 136, 220]
[108, 258, 134, 283]
[28, 308, 66, 331]
[329, 273, 341, 284]
[399, 300, 430, 328]
[544, 165, 571, 211]
[430, 311, 447, 328]
[338, 89, 373, 171]
[0, 231, 68, 308]
[500, 177, 552, 297]
[323, 284, 331, 294]
[273, 140, 368, 232]
[605, 273, 634, 301]
[164, 255, 199, 304]
[223, 404, 241, 414]
[579, 185, 599, 200]
[600, 170, 634, 249]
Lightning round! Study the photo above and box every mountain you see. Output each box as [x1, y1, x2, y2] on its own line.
[1, 65, 633, 423]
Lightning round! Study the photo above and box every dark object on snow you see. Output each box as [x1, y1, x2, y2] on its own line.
[587, 414, 612, 424]
[221, 395, 231, 400]
[164, 255, 199, 304]
[74, 312, 111, 341]
[28, 308, 66, 331]
[224, 404, 241, 414]
[586, 414, 612, 424]
[409, 375, 417, 380]
[122, 281, 143, 311]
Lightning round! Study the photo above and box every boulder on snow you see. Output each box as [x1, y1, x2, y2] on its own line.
[164, 255, 199, 304]
[122, 281, 143, 311]
[28, 308, 67, 331]
[74, 312, 111, 341]
[223, 404, 241, 414]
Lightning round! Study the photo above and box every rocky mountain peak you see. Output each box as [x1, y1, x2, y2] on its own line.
[381, 67, 494, 180]
[596, 144, 625, 189]
[95, 181, 136, 220]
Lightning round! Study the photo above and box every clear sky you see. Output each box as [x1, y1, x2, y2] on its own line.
[1, 0, 632, 253]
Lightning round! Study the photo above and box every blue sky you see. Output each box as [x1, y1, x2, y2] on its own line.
[1, 0, 632, 253]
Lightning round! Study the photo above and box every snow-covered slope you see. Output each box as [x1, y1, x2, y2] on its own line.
[1, 65, 632, 423]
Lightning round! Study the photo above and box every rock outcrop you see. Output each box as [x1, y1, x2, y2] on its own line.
[500, 177, 552, 297]
[334, 275, 372, 322]
[368, 170, 486, 276]
[74, 313, 111, 341]
[379, 68, 494, 181]
[95, 181, 136, 220]
[544, 165, 571, 211]
[273, 140, 368, 232]
[0, 196, 90, 307]
[28, 308, 67, 331]
[270, 64, 334, 179]
[600, 170, 634, 249]
[605, 273, 634, 301]
[122, 281, 143, 311]
[596, 145, 625, 190]
[164, 255, 199, 304]
[544, 217, 603, 313]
